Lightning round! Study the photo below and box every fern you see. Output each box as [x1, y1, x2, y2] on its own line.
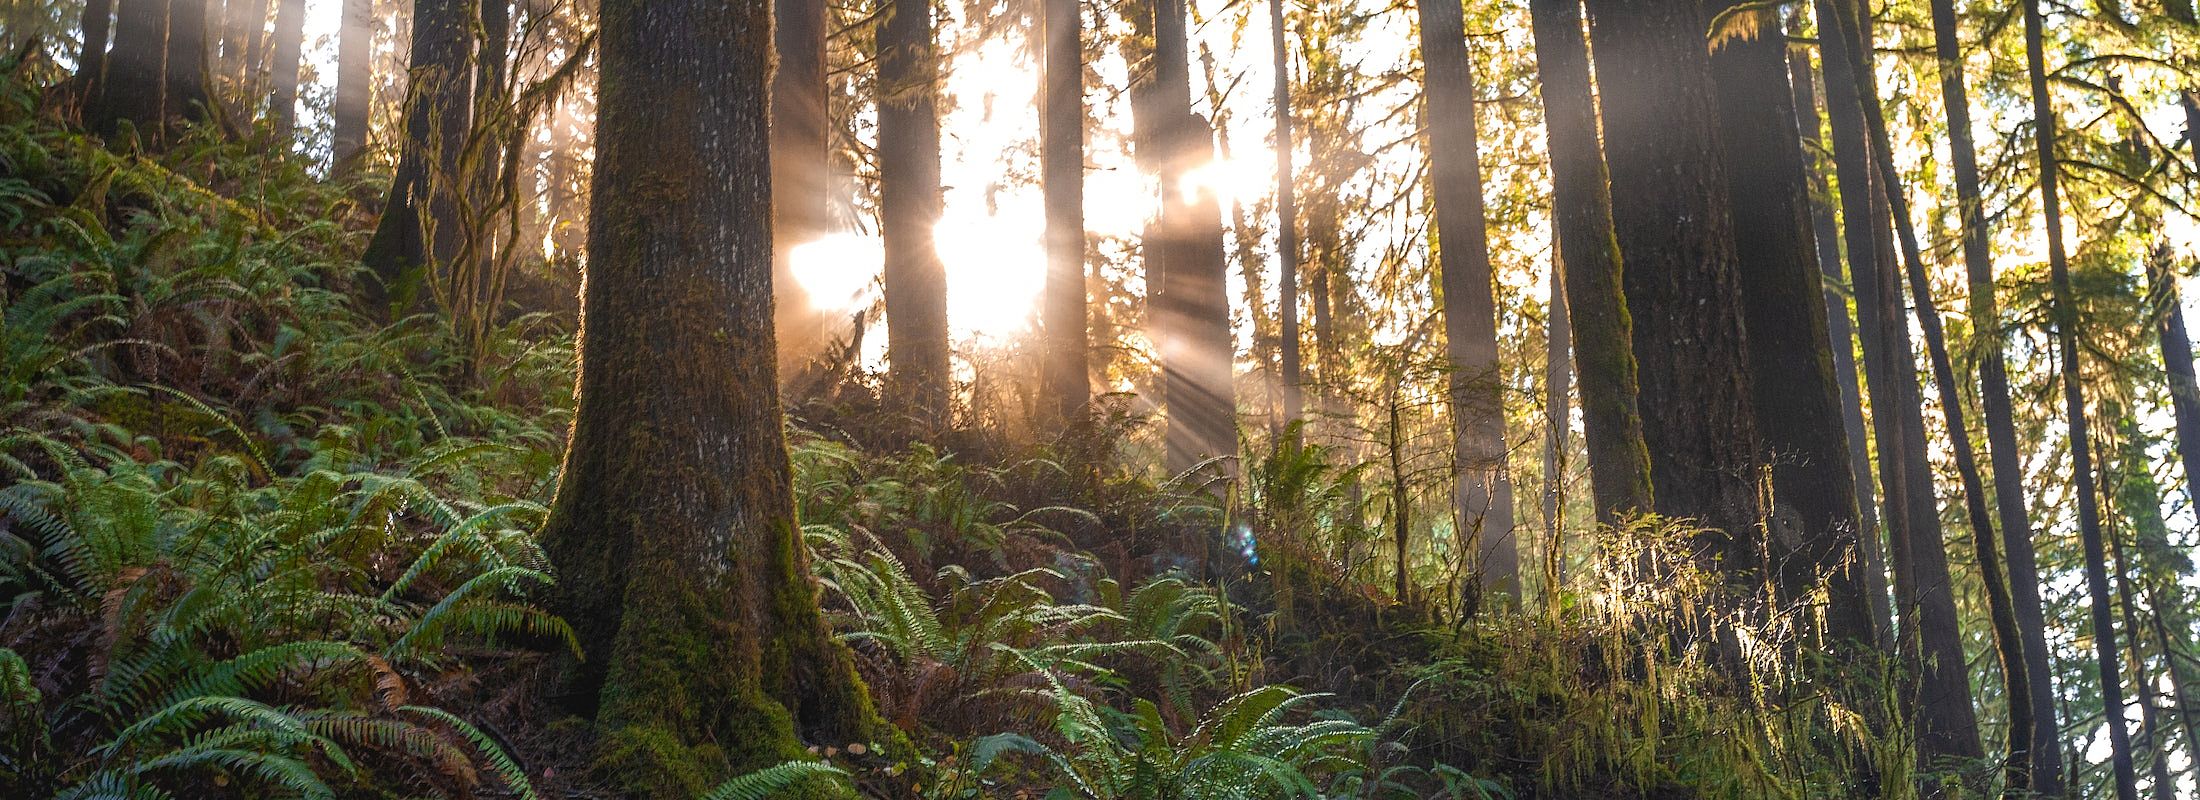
[699, 760, 849, 800]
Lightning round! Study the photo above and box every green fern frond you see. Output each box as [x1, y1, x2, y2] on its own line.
[699, 760, 848, 800]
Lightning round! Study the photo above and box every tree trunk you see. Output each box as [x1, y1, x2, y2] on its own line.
[2023, 0, 2139, 793]
[771, 0, 830, 377]
[1826, 0, 2030, 785]
[2164, 96, 2200, 522]
[1270, 0, 1303, 426]
[1527, 0, 1650, 523]
[74, 0, 115, 100]
[240, 0, 268, 85]
[879, 0, 951, 420]
[539, 0, 878, 793]
[1417, 0, 1513, 603]
[161, 0, 211, 126]
[1541, 256, 1570, 608]
[1581, 0, 1763, 571]
[1041, 0, 1089, 421]
[361, 0, 474, 312]
[1787, 42, 1892, 644]
[1143, 0, 1236, 476]
[331, 0, 373, 164]
[88, 0, 171, 142]
[1704, 5, 1873, 651]
[265, 0, 304, 139]
[1924, 0, 2059, 786]
[1814, 0, 1984, 771]
[2105, 405, 2181, 800]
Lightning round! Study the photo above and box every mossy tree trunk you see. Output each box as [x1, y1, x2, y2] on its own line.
[879, 0, 952, 420]
[771, 0, 830, 377]
[539, 1, 881, 795]
[1581, 0, 1765, 573]
[361, 0, 474, 313]
[161, 0, 211, 125]
[1703, 4, 1873, 651]
[1786, 42, 1892, 644]
[2023, 0, 2138, 793]
[1040, 0, 1090, 421]
[331, 0, 373, 164]
[1526, 0, 1650, 523]
[1416, 0, 1514, 604]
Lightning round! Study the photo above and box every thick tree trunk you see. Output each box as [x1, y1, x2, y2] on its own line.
[74, 0, 115, 100]
[1925, 0, 2059, 787]
[1827, 0, 2031, 786]
[1143, 0, 1236, 476]
[160, 0, 211, 126]
[88, 0, 172, 142]
[539, 0, 877, 793]
[1269, 0, 1303, 426]
[1581, 0, 1763, 570]
[1417, 0, 1513, 603]
[1704, 6, 1873, 651]
[1526, 0, 1650, 522]
[1787, 44, 1892, 643]
[879, 0, 952, 420]
[265, 0, 304, 138]
[2023, 0, 2139, 794]
[1040, 0, 1089, 420]
[1814, 0, 1984, 771]
[361, 0, 474, 312]
[771, 0, 830, 376]
[331, 0, 373, 163]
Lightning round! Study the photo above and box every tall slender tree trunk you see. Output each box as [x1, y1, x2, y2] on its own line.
[879, 0, 952, 421]
[217, 0, 246, 75]
[1527, 0, 1650, 522]
[1541, 258, 1570, 607]
[538, 0, 879, 793]
[74, 0, 115, 101]
[1704, 5, 1873, 651]
[2104, 405, 2181, 800]
[331, 0, 373, 164]
[1925, 0, 2059, 787]
[240, 0, 269, 86]
[1417, 0, 1513, 603]
[1041, 0, 1089, 421]
[1142, 0, 1236, 476]
[265, 0, 304, 138]
[2024, 0, 2139, 794]
[772, 0, 830, 377]
[1814, 0, 1984, 772]
[1269, 0, 1304, 426]
[2164, 96, 2200, 518]
[1827, 0, 2030, 786]
[362, 0, 475, 312]
[1582, 0, 1764, 570]
[1787, 43, 1893, 643]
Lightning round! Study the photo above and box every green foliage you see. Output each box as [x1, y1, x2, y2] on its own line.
[700, 760, 851, 800]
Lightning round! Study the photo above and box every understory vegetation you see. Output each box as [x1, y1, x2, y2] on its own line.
[2, 61, 1952, 799]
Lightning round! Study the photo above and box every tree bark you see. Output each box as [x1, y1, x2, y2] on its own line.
[1704, 5, 1873, 651]
[1541, 255, 1570, 606]
[1142, 0, 1236, 476]
[2164, 95, 2200, 524]
[265, 0, 304, 139]
[1581, 0, 1764, 571]
[771, 0, 830, 377]
[1787, 43, 1893, 644]
[74, 0, 115, 100]
[1527, 0, 1650, 523]
[331, 0, 373, 164]
[2104, 405, 2181, 800]
[1925, 0, 2059, 787]
[1814, 0, 1984, 771]
[1041, 0, 1089, 420]
[1270, 0, 1303, 426]
[160, 0, 211, 126]
[361, 0, 475, 312]
[539, 0, 878, 793]
[2023, 0, 2139, 794]
[240, 0, 268, 84]
[1826, 0, 2030, 786]
[1417, 0, 1514, 603]
[88, 0, 172, 142]
[879, 0, 951, 420]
